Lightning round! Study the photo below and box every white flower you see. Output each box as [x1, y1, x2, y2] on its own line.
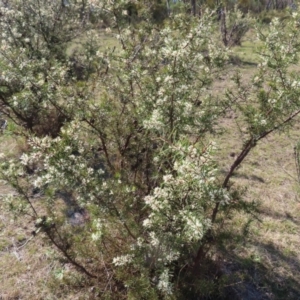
[163, 174, 173, 183]
[164, 75, 173, 83]
[20, 153, 29, 165]
[260, 119, 267, 126]
[91, 232, 102, 241]
[112, 254, 134, 266]
[157, 269, 172, 294]
[143, 218, 152, 228]
[149, 231, 160, 246]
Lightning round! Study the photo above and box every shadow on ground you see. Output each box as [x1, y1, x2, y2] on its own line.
[217, 226, 300, 299]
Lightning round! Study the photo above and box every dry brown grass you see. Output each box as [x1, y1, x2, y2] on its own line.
[197, 27, 300, 298]
[214, 119, 300, 298]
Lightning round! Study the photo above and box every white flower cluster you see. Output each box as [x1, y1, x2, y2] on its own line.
[142, 143, 230, 269]
[112, 254, 134, 267]
[157, 269, 172, 295]
[91, 219, 104, 241]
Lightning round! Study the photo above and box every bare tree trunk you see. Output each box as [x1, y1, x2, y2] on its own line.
[166, 0, 170, 16]
[191, 0, 196, 16]
[220, 7, 228, 47]
[266, 0, 273, 10]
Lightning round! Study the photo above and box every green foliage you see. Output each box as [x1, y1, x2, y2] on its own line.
[201, 0, 295, 12]
[1, 1, 300, 299]
[258, 8, 291, 23]
[0, 0, 102, 136]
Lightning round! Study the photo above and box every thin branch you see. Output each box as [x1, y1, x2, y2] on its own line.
[45, 229, 97, 279]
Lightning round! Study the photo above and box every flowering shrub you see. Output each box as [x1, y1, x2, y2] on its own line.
[0, 0, 102, 136]
[1, 1, 300, 298]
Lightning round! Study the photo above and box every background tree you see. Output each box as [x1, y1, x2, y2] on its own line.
[0, 0, 101, 136]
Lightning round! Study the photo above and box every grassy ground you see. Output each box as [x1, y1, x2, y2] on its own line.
[173, 25, 300, 298]
[0, 136, 53, 299]
[0, 137, 95, 299]
[208, 30, 300, 299]
[214, 117, 300, 299]
[1, 29, 300, 299]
